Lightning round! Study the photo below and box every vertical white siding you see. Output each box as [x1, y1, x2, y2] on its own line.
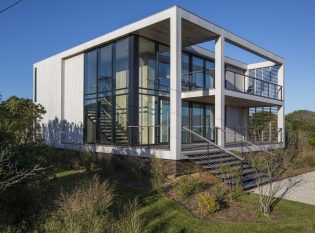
[63, 54, 84, 144]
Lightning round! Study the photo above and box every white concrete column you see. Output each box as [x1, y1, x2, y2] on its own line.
[170, 8, 182, 160]
[215, 35, 225, 147]
[278, 64, 285, 144]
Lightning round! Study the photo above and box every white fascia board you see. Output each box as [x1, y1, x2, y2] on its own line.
[186, 46, 247, 70]
[34, 6, 175, 66]
[225, 90, 284, 106]
[179, 7, 284, 64]
[247, 61, 277, 70]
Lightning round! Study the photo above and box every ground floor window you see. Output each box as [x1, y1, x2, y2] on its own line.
[248, 106, 278, 142]
[182, 101, 214, 143]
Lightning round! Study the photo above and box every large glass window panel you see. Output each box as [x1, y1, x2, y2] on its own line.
[139, 94, 157, 145]
[115, 94, 128, 144]
[205, 60, 215, 89]
[115, 38, 129, 90]
[192, 56, 204, 90]
[139, 38, 157, 91]
[160, 99, 170, 144]
[98, 45, 113, 93]
[158, 45, 170, 92]
[84, 50, 97, 95]
[98, 96, 113, 144]
[205, 105, 214, 140]
[182, 53, 190, 91]
[255, 68, 263, 95]
[84, 98, 97, 143]
[192, 103, 204, 141]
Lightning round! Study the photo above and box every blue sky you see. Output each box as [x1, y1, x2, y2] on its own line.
[0, 0, 314, 113]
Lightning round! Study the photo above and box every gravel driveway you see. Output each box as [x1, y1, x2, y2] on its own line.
[251, 171, 315, 206]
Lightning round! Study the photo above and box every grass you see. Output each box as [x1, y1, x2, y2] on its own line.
[138, 193, 315, 233]
[7, 167, 315, 233]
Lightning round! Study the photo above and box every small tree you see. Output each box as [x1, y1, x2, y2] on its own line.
[249, 150, 297, 216]
[0, 147, 44, 194]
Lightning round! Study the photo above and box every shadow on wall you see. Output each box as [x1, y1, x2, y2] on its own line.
[42, 117, 83, 146]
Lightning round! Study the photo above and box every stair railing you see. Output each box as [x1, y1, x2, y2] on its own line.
[182, 126, 244, 161]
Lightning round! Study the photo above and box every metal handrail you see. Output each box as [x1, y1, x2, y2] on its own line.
[215, 127, 274, 156]
[183, 126, 244, 161]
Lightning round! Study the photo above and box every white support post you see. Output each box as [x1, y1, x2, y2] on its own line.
[278, 64, 285, 145]
[215, 36, 225, 147]
[170, 8, 182, 160]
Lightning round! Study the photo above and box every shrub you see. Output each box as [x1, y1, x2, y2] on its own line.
[228, 186, 244, 201]
[150, 156, 165, 194]
[44, 175, 114, 233]
[196, 192, 220, 217]
[175, 176, 205, 200]
[211, 182, 228, 203]
[304, 155, 315, 167]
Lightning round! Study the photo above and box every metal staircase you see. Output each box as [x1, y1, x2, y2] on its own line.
[182, 127, 270, 189]
[86, 100, 128, 145]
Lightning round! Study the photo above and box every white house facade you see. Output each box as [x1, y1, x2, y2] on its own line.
[34, 6, 285, 167]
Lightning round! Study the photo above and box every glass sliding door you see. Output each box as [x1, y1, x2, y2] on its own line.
[205, 105, 214, 140]
[192, 103, 204, 142]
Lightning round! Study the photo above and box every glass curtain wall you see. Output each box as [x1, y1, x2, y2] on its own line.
[84, 37, 130, 145]
[138, 37, 170, 145]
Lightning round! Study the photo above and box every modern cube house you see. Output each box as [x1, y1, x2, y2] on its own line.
[34, 6, 285, 164]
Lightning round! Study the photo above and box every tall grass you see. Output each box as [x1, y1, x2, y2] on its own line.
[44, 175, 114, 233]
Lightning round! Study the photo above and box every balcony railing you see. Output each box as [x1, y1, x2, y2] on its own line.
[182, 68, 215, 92]
[225, 70, 283, 101]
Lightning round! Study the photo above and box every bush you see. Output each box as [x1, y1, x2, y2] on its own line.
[44, 175, 114, 233]
[175, 176, 205, 200]
[150, 156, 165, 194]
[196, 192, 220, 218]
[211, 182, 228, 203]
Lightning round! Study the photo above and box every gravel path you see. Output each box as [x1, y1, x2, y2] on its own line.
[251, 171, 315, 206]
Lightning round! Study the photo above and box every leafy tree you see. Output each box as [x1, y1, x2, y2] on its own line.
[0, 96, 46, 145]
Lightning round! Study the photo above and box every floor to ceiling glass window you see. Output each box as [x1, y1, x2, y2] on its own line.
[138, 37, 170, 145]
[192, 56, 204, 90]
[114, 38, 129, 144]
[181, 53, 215, 91]
[98, 44, 113, 144]
[182, 101, 214, 143]
[84, 36, 130, 145]
[84, 50, 97, 143]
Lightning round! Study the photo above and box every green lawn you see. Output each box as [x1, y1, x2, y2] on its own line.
[51, 170, 315, 233]
[137, 193, 315, 233]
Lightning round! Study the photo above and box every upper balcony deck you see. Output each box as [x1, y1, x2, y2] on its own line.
[181, 67, 283, 107]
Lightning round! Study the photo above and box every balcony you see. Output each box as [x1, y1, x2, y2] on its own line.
[225, 70, 283, 101]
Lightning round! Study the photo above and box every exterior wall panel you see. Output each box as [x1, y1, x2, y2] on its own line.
[63, 54, 84, 144]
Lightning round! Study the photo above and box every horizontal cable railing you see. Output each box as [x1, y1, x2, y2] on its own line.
[182, 126, 244, 161]
[225, 70, 283, 100]
[127, 125, 170, 148]
[215, 127, 275, 156]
